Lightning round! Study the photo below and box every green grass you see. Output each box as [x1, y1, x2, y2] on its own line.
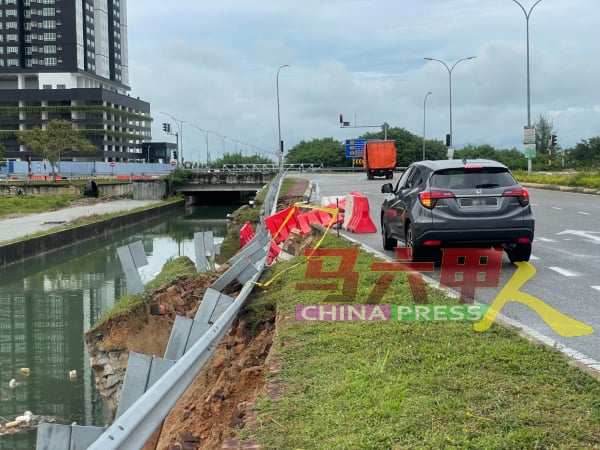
[0, 196, 181, 246]
[89, 256, 198, 330]
[515, 170, 600, 189]
[243, 234, 600, 449]
[0, 193, 84, 216]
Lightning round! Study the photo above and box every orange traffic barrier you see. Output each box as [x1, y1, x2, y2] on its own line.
[296, 213, 313, 235]
[345, 193, 377, 233]
[323, 197, 346, 213]
[264, 206, 300, 244]
[239, 221, 255, 248]
[239, 220, 280, 264]
[267, 241, 281, 265]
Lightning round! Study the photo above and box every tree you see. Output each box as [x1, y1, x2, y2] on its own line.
[17, 120, 96, 176]
[568, 137, 600, 169]
[285, 137, 346, 167]
[360, 127, 446, 167]
[455, 145, 528, 171]
[534, 113, 554, 160]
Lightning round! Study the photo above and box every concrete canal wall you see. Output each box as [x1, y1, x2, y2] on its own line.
[0, 200, 185, 268]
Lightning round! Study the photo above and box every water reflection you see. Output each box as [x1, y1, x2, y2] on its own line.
[0, 204, 232, 449]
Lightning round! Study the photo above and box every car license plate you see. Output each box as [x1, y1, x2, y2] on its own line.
[460, 197, 497, 207]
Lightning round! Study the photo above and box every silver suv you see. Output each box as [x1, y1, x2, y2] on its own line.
[380, 159, 535, 262]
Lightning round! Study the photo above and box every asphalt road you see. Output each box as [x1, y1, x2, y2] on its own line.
[289, 171, 600, 369]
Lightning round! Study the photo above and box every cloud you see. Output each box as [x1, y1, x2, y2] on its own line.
[126, 0, 600, 163]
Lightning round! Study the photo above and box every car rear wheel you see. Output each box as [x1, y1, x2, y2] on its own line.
[505, 243, 531, 263]
[382, 220, 397, 250]
[406, 223, 426, 262]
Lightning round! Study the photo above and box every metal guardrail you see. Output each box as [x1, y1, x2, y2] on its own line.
[220, 163, 320, 172]
[36, 172, 286, 449]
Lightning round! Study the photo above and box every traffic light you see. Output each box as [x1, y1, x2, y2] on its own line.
[162, 122, 171, 133]
[339, 113, 350, 127]
[551, 134, 557, 147]
[172, 150, 178, 160]
[445, 134, 451, 147]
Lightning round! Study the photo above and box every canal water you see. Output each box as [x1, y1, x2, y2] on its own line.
[0, 204, 234, 449]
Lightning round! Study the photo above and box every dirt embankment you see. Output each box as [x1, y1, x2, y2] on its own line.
[86, 178, 309, 449]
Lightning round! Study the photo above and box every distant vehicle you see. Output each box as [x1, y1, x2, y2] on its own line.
[363, 140, 396, 180]
[380, 159, 535, 262]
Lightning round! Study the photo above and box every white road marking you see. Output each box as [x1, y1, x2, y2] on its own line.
[577, 211, 591, 215]
[557, 229, 600, 243]
[535, 237, 557, 242]
[548, 266, 580, 277]
[592, 286, 600, 292]
[552, 206, 562, 210]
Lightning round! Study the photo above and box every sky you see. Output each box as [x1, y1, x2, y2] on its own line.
[125, 0, 600, 164]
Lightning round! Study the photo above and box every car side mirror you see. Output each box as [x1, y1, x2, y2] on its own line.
[381, 183, 394, 194]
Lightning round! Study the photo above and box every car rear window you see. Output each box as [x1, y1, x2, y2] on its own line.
[430, 167, 516, 189]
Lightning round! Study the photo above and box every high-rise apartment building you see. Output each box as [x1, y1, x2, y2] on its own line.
[0, 0, 151, 161]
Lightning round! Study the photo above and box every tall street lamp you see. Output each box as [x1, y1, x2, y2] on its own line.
[422, 91, 432, 161]
[424, 56, 476, 152]
[189, 124, 213, 166]
[512, 0, 543, 174]
[160, 111, 185, 164]
[276, 64, 290, 171]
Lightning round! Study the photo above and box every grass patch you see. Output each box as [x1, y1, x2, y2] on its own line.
[279, 177, 302, 196]
[216, 187, 266, 264]
[90, 256, 198, 329]
[514, 170, 600, 189]
[0, 197, 181, 246]
[245, 234, 600, 449]
[0, 193, 84, 216]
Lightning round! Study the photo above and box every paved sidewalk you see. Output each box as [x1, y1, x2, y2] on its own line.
[0, 200, 157, 244]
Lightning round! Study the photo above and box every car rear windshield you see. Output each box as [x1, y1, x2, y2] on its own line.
[430, 167, 517, 189]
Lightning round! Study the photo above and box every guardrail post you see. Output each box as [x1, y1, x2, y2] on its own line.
[116, 240, 148, 294]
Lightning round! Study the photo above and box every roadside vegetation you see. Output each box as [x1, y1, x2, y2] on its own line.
[244, 233, 600, 449]
[515, 170, 600, 189]
[284, 114, 600, 171]
[0, 193, 83, 216]
[89, 256, 198, 330]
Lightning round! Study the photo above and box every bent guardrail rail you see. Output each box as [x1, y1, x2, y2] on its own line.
[36, 172, 285, 450]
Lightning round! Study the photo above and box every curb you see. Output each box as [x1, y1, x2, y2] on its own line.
[521, 182, 600, 196]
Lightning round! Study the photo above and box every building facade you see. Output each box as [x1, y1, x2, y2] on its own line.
[0, 0, 151, 162]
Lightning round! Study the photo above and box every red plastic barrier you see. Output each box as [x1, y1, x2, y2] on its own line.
[268, 241, 281, 265]
[239, 220, 280, 264]
[346, 194, 377, 233]
[296, 213, 313, 235]
[323, 197, 346, 213]
[264, 206, 300, 244]
[239, 221, 255, 248]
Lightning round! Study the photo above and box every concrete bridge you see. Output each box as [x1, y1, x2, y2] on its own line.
[178, 169, 278, 193]
[177, 169, 279, 204]
[176, 164, 320, 203]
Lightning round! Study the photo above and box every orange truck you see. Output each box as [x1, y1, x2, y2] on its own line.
[363, 140, 396, 180]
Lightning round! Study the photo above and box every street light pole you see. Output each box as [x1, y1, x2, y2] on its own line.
[189, 124, 213, 167]
[512, 0, 543, 174]
[424, 56, 476, 151]
[423, 91, 432, 161]
[160, 111, 185, 165]
[276, 64, 290, 171]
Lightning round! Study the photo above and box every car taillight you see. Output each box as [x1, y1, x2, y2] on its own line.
[502, 188, 530, 207]
[419, 191, 455, 209]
